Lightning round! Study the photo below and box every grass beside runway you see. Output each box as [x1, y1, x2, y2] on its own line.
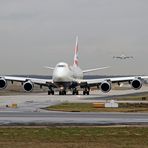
[45, 102, 148, 112]
[0, 127, 148, 148]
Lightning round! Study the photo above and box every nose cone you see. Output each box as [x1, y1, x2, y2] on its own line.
[53, 68, 70, 82]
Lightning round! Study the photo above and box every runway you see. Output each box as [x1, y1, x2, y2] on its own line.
[0, 87, 148, 125]
[0, 111, 148, 125]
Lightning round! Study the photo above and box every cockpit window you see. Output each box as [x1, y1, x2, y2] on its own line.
[57, 65, 66, 67]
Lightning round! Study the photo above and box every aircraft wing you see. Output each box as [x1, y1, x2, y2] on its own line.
[44, 66, 55, 70]
[2, 76, 53, 86]
[80, 76, 148, 87]
[83, 67, 109, 73]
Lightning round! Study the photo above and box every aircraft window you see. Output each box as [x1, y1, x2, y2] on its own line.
[57, 65, 66, 67]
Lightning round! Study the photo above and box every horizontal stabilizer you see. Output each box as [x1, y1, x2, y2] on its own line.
[83, 66, 109, 73]
[44, 66, 54, 70]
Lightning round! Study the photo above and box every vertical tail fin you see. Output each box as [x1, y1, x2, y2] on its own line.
[73, 36, 79, 66]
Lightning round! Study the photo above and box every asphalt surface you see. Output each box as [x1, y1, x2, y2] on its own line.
[0, 111, 148, 125]
[0, 87, 148, 125]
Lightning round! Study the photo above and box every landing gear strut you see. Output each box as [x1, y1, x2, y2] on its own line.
[48, 89, 54, 95]
[83, 88, 90, 95]
[72, 89, 79, 95]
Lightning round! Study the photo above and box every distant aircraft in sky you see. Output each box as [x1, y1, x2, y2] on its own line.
[113, 54, 133, 60]
[0, 37, 147, 95]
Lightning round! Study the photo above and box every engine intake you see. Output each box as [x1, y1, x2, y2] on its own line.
[131, 78, 142, 90]
[23, 81, 34, 92]
[0, 78, 7, 89]
[100, 81, 111, 93]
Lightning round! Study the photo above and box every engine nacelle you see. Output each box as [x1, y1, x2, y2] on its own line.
[0, 78, 7, 89]
[131, 78, 142, 90]
[100, 81, 111, 93]
[23, 81, 34, 92]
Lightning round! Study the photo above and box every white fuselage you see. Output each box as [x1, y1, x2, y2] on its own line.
[52, 62, 83, 85]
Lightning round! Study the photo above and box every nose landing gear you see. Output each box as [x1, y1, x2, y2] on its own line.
[59, 90, 66, 95]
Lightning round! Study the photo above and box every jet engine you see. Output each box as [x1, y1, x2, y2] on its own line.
[23, 80, 34, 92]
[100, 81, 111, 93]
[0, 78, 7, 89]
[131, 78, 142, 90]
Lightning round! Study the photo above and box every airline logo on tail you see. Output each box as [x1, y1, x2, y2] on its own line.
[74, 36, 79, 66]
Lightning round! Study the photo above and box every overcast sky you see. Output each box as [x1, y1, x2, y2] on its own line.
[0, 0, 148, 75]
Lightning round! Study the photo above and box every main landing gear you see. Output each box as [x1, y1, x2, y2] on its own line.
[48, 89, 54, 95]
[72, 89, 79, 95]
[83, 88, 90, 95]
[47, 88, 90, 95]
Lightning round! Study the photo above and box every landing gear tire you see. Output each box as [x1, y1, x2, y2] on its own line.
[48, 91, 50, 95]
[83, 90, 90, 95]
[83, 91, 85, 95]
[72, 90, 79, 95]
[51, 91, 54, 95]
[48, 90, 54, 95]
[59, 90, 66, 95]
[63, 90, 66, 95]
[87, 91, 89, 95]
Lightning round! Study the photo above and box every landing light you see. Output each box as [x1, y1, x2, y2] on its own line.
[60, 87, 64, 90]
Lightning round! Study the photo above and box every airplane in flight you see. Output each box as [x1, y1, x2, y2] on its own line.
[0, 37, 147, 95]
[113, 54, 133, 60]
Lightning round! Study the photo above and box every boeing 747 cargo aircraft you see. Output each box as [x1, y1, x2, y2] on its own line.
[0, 37, 148, 95]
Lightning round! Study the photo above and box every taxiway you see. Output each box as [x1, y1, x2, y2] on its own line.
[0, 86, 148, 125]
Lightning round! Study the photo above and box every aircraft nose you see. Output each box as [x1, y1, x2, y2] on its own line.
[56, 74, 65, 81]
[54, 70, 67, 81]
